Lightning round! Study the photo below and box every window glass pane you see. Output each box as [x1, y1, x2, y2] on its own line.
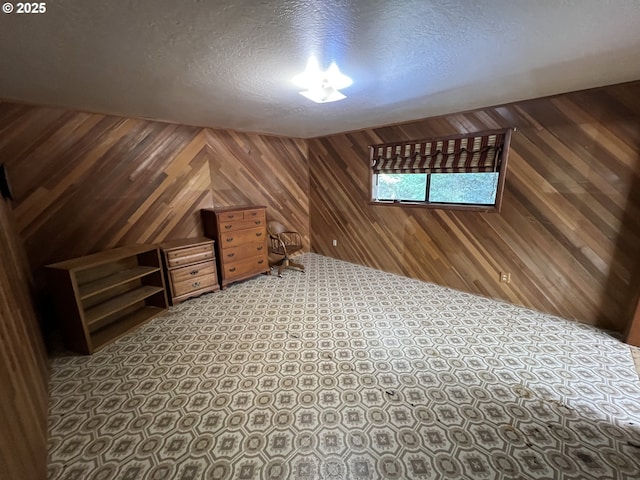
[376, 174, 427, 201]
[428, 172, 499, 205]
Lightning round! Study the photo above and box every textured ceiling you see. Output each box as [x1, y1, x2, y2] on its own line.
[1, 0, 639, 138]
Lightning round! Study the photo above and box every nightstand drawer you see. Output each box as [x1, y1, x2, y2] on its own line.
[166, 244, 214, 268]
[169, 261, 217, 284]
[173, 274, 218, 297]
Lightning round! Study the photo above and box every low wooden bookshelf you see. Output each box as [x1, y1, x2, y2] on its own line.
[46, 244, 168, 354]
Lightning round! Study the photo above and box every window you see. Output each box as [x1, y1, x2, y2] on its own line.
[370, 129, 513, 212]
[376, 173, 427, 201]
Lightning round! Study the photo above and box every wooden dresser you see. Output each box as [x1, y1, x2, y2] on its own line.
[201, 206, 270, 288]
[160, 237, 220, 304]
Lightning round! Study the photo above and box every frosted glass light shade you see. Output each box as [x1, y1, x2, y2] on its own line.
[293, 57, 352, 103]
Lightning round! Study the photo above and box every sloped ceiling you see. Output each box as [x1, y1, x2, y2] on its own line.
[1, 0, 639, 138]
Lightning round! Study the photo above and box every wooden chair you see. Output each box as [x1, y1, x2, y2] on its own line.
[267, 220, 304, 277]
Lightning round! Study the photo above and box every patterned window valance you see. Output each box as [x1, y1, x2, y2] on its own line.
[370, 129, 511, 174]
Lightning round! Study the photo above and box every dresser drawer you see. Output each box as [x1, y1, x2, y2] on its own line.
[217, 211, 244, 222]
[216, 208, 265, 222]
[223, 256, 268, 280]
[165, 243, 214, 268]
[218, 217, 266, 233]
[169, 260, 217, 284]
[172, 273, 219, 297]
[220, 243, 266, 263]
[243, 208, 265, 220]
[219, 227, 266, 249]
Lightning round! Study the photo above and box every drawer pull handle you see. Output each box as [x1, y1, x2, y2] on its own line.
[227, 253, 235, 258]
[229, 267, 237, 272]
[258, 260, 264, 264]
[257, 246, 263, 251]
[256, 232, 262, 237]
[192, 281, 201, 287]
[255, 220, 261, 225]
[250, 212, 257, 216]
[225, 225, 232, 230]
[226, 237, 234, 242]
[190, 270, 199, 275]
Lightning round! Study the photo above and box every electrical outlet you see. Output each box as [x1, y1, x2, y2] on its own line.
[500, 272, 511, 283]
[332, 239, 337, 247]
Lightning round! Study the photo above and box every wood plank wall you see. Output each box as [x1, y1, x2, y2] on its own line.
[0, 197, 49, 480]
[1, 81, 638, 336]
[309, 81, 640, 331]
[0, 103, 309, 290]
[627, 297, 640, 347]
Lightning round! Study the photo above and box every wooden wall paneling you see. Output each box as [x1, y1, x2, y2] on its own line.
[309, 81, 640, 331]
[0, 103, 310, 296]
[1, 82, 636, 335]
[622, 147, 640, 344]
[0, 197, 48, 480]
[206, 129, 310, 250]
[627, 294, 640, 347]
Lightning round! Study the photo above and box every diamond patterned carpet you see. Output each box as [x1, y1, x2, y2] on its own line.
[47, 253, 640, 479]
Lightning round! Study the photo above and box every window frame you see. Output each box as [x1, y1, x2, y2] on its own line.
[369, 129, 513, 213]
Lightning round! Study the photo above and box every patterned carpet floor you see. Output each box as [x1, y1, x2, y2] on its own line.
[47, 253, 640, 479]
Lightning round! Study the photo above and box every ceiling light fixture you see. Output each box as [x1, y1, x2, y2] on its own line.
[292, 57, 352, 103]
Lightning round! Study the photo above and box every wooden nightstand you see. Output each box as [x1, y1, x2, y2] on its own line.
[160, 237, 220, 304]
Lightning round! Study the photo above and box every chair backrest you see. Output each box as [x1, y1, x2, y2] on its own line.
[267, 220, 287, 236]
[267, 220, 303, 257]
